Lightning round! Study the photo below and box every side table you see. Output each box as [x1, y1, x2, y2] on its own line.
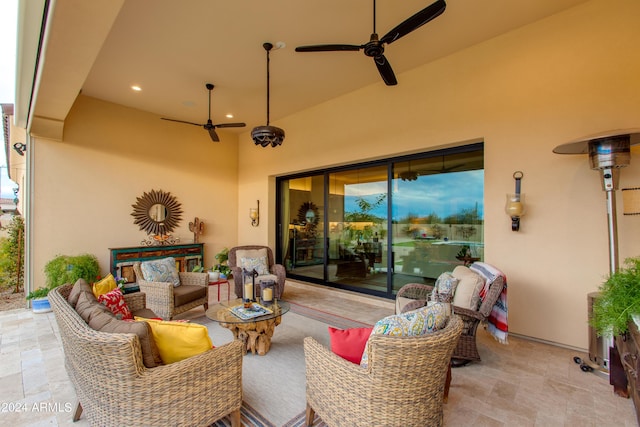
[208, 279, 230, 301]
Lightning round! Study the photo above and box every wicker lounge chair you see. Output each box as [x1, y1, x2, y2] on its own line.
[303, 316, 463, 427]
[49, 283, 244, 426]
[396, 264, 505, 364]
[228, 245, 286, 299]
[133, 261, 209, 320]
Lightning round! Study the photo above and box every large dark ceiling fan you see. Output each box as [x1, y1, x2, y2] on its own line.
[161, 83, 246, 142]
[295, 0, 447, 86]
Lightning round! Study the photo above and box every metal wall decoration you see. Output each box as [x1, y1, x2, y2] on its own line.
[189, 217, 205, 243]
[131, 189, 183, 243]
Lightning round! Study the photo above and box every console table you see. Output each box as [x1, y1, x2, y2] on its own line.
[109, 243, 204, 291]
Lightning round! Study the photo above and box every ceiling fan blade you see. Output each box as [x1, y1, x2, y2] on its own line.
[208, 127, 220, 142]
[380, 0, 446, 45]
[214, 122, 247, 128]
[161, 117, 203, 127]
[374, 55, 397, 86]
[295, 44, 362, 52]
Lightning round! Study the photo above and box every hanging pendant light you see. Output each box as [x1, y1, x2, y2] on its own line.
[252, 42, 285, 147]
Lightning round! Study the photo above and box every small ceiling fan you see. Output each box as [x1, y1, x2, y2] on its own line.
[161, 83, 246, 142]
[295, 0, 446, 86]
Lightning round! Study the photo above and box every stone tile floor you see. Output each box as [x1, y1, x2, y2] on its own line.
[0, 280, 637, 426]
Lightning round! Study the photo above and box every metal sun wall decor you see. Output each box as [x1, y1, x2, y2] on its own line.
[131, 189, 183, 245]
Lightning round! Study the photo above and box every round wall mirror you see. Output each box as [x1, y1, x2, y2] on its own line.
[131, 189, 183, 236]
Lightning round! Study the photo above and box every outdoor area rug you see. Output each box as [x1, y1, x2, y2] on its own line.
[210, 401, 275, 427]
[281, 410, 328, 427]
[288, 301, 373, 329]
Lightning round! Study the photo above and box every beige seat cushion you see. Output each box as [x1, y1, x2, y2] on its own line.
[75, 291, 102, 322]
[451, 265, 485, 310]
[88, 306, 163, 368]
[173, 284, 207, 307]
[68, 278, 93, 308]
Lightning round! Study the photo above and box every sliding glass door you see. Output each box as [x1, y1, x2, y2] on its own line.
[327, 165, 388, 293]
[277, 144, 484, 299]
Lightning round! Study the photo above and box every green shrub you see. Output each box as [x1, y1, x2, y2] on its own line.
[0, 216, 25, 293]
[27, 253, 101, 300]
[44, 254, 101, 288]
[591, 257, 640, 336]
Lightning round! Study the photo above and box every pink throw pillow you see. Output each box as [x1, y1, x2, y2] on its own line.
[98, 288, 133, 320]
[328, 326, 373, 364]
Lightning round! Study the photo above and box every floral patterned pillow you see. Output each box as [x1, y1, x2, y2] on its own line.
[431, 272, 459, 303]
[140, 257, 180, 287]
[240, 256, 270, 276]
[360, 302, 450, 368]
[98, 288, 133, 320]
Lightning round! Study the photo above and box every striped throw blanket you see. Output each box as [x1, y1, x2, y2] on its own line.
[470, 262, 508, 344]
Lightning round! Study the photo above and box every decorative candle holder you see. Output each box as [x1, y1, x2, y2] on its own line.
[242, 268, 259, 304]
[260, 280, 275, 303]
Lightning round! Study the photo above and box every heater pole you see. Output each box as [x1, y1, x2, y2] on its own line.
[602, 168, 619, 275]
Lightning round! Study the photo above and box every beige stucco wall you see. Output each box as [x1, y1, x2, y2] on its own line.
[31, 95, 240, 288]
[28, 0, 640, 349]
[234, 0, 640, 349]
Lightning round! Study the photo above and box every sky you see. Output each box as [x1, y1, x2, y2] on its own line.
[345, 169, 484, 221]
[0, 0, 19, 200]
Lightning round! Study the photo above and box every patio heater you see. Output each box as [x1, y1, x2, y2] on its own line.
[553, 129, 640, 375]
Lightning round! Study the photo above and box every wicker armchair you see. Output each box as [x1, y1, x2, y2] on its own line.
[50, 283, 244, 427]
[228, 245, 286, 299]
[133, 262, 209, 320]
[304, 316, 463, 427]
[396, 266, 505, 364]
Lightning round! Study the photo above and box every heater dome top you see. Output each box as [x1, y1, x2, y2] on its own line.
[553, 129, 640, 155]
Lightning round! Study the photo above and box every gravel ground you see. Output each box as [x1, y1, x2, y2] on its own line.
[0, 289, 26, 311]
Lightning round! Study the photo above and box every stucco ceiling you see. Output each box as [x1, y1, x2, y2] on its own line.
[30, 0, 590, 141]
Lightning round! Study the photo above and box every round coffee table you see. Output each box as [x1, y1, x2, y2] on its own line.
[206, 298, 290, 356]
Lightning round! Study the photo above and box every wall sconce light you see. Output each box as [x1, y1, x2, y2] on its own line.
[622, 188, 640, 215]
[505, 171, 525, 231]
[250, 200, 260, 227]
[13, 143, 26, 156]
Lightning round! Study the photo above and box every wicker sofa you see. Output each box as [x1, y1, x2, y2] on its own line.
[49, 282, 244, 427]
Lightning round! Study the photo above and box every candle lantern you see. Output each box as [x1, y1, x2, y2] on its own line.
[260, 280, 275, 303]
[242, 268, 258, 303]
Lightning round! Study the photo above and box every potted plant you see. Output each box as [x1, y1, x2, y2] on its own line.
[214, 247, 232, 279]
[27, 253, 101, 313]
[591, 256, 640, 336]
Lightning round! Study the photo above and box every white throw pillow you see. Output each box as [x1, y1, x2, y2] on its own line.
[451, 265, 484, 310]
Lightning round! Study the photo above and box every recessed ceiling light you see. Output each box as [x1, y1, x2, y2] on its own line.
[226, 114, 234, 119]
[131, 85, 142, 92]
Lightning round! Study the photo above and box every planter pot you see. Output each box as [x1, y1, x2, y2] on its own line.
[208, 271, 220, 281]
[31, 297, 52, 314]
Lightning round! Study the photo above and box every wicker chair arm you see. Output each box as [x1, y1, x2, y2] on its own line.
[477, 276, 504, 318]
[396, 283, 434, 300]
[452, 305, 485, 321]
[400, 299, 428, 313]
[178, 272, 208, 287]
[304, 336, 370, 384]
[271, 264, 286, 298]
[123, 292, 147, 312]
[137, 280, 174, 320]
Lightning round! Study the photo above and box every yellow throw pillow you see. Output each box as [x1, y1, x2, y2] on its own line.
[92, 273, 117, 298]
[138, 318, 213, 364]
